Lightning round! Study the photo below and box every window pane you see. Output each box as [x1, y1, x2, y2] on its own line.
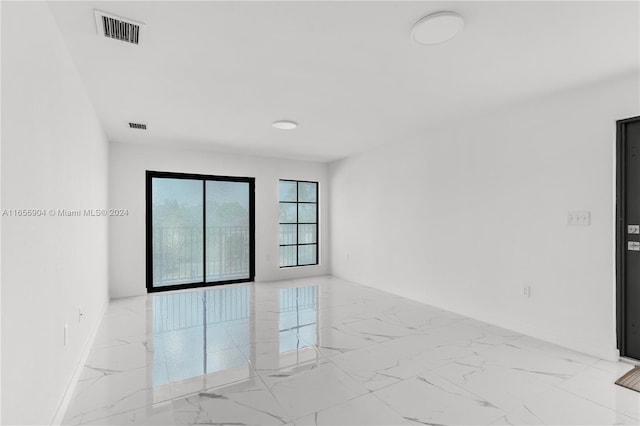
[279, 180, 297, 202]
[205, 181, 250, 282]
[152, 178, 203, 286]
[278, 179, 319, 268]
[298, 203, 316, 223]
[298, 182, 317, 202]
[298, 224, 316, 244]
[298, 245, 317, 265]
[279, 203, 297, 223]
[279, 246, 297, 267]
[280, 224, 297, 245]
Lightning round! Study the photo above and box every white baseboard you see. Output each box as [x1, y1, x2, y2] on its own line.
[51, 298, 109, 425]
[335, 274, 621, 362]
[433, 302, 620, 362]
[620, 356, 639, 366]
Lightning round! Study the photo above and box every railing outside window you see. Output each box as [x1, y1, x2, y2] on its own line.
[152, 226, 249, 286]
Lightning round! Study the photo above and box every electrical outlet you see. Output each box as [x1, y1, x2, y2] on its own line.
[521, 285, 531, 298]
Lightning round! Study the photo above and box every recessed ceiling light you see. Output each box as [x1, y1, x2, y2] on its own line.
[411, 11, 464, 45]
[272, 120, 298, 130]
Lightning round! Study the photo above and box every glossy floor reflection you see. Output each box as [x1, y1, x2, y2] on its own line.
[63, 276, 640, 425]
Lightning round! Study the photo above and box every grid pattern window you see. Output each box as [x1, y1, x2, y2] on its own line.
[279, 180, 318, 267]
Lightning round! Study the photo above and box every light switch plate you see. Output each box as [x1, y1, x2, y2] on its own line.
[567, 211, 591, 226]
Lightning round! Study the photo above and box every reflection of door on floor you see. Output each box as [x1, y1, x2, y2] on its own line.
[617, 116, 640, 360]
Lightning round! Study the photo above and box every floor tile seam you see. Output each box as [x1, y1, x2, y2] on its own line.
[590, 361, 635, 375]
[253, 358, 333, 385]
[520, 358, 593, 383]
[331, 341, 379, 356]
[229, 398, 294, 425]
[407, 365, 517, 418]
[170, 373, 262, 403]
[307, 345, 352, 361]
[71, 363, 154, 393]
[328, 341, 393, 360]
[322, 354, 400, 387]
[410, 318, 471, 334]
[171, 357, 258, 386]
[368, 378, 509, 426]
[317, 328, 393, 350]
[105, 303, 151, 311]
[247, 370, 297, 424]
[504, 379, 638, 423]
[337, 323, 404, 342]
[564, 354, 600, 368]
[476, 344, 598, 374]
[329, 316, 376, 327]
[331, 336, 440, 380]
[63, 376, 173, 423]
[91, 334, 153, 349]
[551, 379, 640, 421]
[498, 404, 546, 425]
[181, 362, 261, 394]
[393, 355, 466, 380]
[68, 401, 178, 426]
[459, 358, 588, 391]
[442, 369, 555, 414]
[260, 360, 368, 408]
[374, 310, 453, 325]
[367, 390, 413, 423]
[286, 387, 375, 423]
[504, 345, 600, 372]
[65, 385, 173, 426]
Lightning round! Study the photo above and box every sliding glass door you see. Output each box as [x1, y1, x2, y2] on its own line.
[146, 171, 255, 292]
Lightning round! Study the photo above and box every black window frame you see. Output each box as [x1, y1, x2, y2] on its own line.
[278, 179, 319, 268]
[146, 170, 255, 293]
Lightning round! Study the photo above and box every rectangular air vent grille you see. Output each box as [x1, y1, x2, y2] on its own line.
[102, 16, 140, 44]
[95, 10, 144, 45]
[129, 122, 147, 130]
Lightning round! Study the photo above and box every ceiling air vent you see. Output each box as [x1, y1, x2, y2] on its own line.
[129, 122, 147, 130]
[95, 10, 144, 45]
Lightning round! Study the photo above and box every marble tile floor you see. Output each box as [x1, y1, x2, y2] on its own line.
[62, 276, 640, 425]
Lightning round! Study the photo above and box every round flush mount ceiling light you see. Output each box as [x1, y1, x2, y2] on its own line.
[272, 120, 298, 130]
[411, 11, 464, 45]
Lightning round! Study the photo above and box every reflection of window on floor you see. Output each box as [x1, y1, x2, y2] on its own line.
[151, 286, 250, 387]
[279, 286, 318, 355]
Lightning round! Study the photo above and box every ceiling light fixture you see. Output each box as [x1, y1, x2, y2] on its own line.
[411, 11, 464, 45]
[272, 120, 298, 130]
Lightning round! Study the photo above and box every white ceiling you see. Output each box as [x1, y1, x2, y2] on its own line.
[49, 1, 639, 162]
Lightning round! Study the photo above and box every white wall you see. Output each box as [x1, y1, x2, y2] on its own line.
[109, 142, 329, 298]
[0, 2, 4, 422]
[330, 71, 640, 360]
[1, 2, 110, 424]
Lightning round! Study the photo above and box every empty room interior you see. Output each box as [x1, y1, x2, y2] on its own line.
[2, 1, 640, 425]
